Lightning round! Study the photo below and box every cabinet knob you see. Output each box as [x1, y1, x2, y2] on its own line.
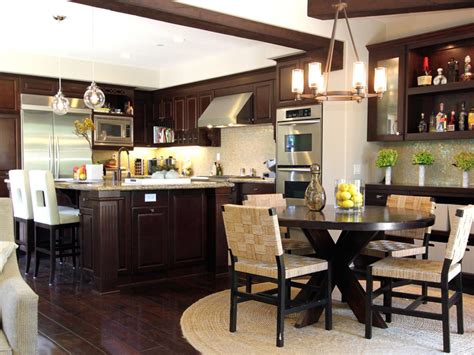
[150, 208, 155, 213]
[376, 194, 384, 199]
[253, 188, 259, 191]
[82, 197, 87, 202]
[396, 131, 400, 135]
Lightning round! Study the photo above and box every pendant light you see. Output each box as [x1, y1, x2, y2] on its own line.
[84, 9, 105, 109]
[291, 1, 387, 103]
[51, 15, 70, 115]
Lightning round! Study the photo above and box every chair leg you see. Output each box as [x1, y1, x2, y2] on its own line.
[441, 280, 450, 353]
[456, 274, 464, 335]
[49, 228, 56, 286]
[34, 225, 40, 278]
[58, 229, 63, 264]
[421, 282, 428, 304]
[245, 274, 252, 293]
[383, 278, 393, 323]
[365, 267, 373, 339]
[71, 226, 77, 269]
[276, 276, 285, 347]
[229, 269, 238, 332]
[325, 264, 333, 331]
[14, 220, 20, 261]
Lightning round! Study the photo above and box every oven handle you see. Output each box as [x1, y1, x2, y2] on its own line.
[277, 119, 320, 125]
[277, 167, 311, 172]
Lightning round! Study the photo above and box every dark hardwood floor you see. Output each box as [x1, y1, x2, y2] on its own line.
[20, 255, 229, 354]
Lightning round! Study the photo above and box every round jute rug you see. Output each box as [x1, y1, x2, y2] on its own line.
[180, 283, 474, 354]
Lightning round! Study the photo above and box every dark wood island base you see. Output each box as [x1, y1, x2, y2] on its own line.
[57, 182, 232, 293]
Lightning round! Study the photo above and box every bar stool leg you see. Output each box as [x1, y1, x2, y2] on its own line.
[49, 227, 56, 286]
[25, 220, 33, 274]
[34, 224, 40, 278]
[71, 226, 77, 269]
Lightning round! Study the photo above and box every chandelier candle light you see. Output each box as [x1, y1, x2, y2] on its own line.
[84, 9, 105, 109]
[51, 15, 70, 115]
[291, 1, 387, 102]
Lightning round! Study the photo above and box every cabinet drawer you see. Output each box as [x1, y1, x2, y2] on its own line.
[240, 183, 276, 196]
[365, 190, 388, 206]
[132, 191, 168, 207]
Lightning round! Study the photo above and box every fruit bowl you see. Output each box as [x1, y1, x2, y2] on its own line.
[334, 179, 364, 212]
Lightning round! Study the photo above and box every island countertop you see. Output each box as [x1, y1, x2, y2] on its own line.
[54, 180, 234, 191]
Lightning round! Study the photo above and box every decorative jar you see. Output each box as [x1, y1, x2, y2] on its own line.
[304, 163, 326, 211]
[335, 179, 365, 212]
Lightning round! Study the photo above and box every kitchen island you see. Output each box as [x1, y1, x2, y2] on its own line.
[56, 180, 233, 293]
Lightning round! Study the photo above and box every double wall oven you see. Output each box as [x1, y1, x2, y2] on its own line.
[276, 105, 322, 204]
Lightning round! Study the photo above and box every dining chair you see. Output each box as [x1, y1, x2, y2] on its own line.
[222, 204, 332, 347]
[365, 205, 474, 353]
[29, 170, 81, 285]
[8, 169, 35, 274]
[360, 194, 436, 299]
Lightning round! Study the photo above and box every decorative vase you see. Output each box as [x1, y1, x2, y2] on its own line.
[418, 165, 425, 186]
[86, 164, 104, 181]
[305, 163, 326, 211]
[385, 166, 392, 185]
[462, 170, 469, 188]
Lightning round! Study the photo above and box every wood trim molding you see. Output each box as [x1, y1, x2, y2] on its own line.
[71, 0, 342, 52]
[308, 0, 474, 20]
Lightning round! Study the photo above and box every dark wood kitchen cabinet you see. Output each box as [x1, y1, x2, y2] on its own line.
[198, 91, 213, 117]
[186, 95, 198, 130]
[253, 80, 274, 124]
[170, 190, 207, 267]
[20, 76, 57, 96]
[0, 74, 20, 113]
[0, 114, 20, 197]
[132, 206, 169, 273]
[62, 80, 89, 99]
[134, 90, 154, 146]
[173, 96, 185, 131]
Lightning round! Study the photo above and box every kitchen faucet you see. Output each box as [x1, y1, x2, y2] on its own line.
[117, 147, 131, 182]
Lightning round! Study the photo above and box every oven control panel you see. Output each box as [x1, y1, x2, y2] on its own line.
[276, 104, 322, 122]
[285, 108, 312, 118]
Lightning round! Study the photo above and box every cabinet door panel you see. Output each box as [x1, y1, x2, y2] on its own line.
[186, 96, 198, 130]
[79, 206, 94, 271]
[0, 75, 19, 113]
[254, 80, 274, 124]
[0, 115, 19, 171]
[132, 206, 169, 272]
[276, 59, 299, 104]
[198, 91, 213, 117]
[170, 190, 206, 266]
[20, 76, 57, 96]
[62, 81, 88, 98]
[173, 97, 185, 131]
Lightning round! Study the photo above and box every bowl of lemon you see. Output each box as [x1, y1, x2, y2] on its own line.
[335, 179, 364, 212]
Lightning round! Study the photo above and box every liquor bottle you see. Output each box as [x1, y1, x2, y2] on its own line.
[428, 112, 437, 133]
[417, 57, 432, 86]
[468, 107, 474, 131]
[418, 113, 427, 133]
[435, 102, 447, 132]
[215, 161, 223, 176]
[459, 102, 467, 131]
[447, 110, 456, 131]
[447, 58, 459, 83]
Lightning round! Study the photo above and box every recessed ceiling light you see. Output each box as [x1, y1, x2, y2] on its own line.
[172, 35, 185, 44]
[120, 52, 131, 59]
[156, 43, 165, 47]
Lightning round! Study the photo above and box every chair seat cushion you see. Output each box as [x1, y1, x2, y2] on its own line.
[58, 206, 80, 225]
[361, 240, 426, 258]
[371, 257, 461, 283]
[0, 330, 12, 355]
[281, 239, 312, 252]
[235, 254, 327, 279]
[0, 242, 17, 273]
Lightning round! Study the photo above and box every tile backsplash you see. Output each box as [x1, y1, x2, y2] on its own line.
[378, 139, 474, 187]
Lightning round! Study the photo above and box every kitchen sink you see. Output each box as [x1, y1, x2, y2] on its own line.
[123, 178, 192, 185]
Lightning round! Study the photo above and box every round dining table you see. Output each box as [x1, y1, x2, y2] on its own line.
[277, 204, 435, 329]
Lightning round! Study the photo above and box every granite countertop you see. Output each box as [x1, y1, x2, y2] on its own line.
[227, 177, 275, 184]
[191, 176, 275, 184]
[54, 180, 234, 191]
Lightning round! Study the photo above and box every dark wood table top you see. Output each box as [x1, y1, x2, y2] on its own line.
[278, 205, 435, 231]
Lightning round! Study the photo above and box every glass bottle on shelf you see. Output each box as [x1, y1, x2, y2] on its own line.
[447, 58, 459, 83]
[468, 107, 474, 130]
[436, 102, 447, 132]
[417, 56, 432, 86]
[429, 112, 437, 133]
[459, 102, 467, 131]
[433, 68, 447, 85]
[447, 110, 456, 132]
[418, 113, 427, 133]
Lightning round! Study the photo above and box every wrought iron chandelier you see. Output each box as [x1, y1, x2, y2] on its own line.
[291, 1, 387, 103]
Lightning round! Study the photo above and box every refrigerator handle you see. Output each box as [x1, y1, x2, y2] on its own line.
[48, 136, 53, 173]
[55, 136, 60, 179]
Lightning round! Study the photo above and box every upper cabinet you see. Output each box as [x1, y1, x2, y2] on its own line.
[253, 80, 274, 124]
[20, 76, 57, 96]
[0, 74, 20, 114]
[367, 24, 474, 142]
[134, 90, 154, 147]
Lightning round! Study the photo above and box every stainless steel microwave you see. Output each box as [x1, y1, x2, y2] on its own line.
[93, 115, 133, 147]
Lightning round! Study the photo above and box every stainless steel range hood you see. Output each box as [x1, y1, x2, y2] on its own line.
[198, 92, 253, 128]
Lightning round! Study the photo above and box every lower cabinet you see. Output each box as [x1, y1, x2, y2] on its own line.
[132, 206, 169, 273]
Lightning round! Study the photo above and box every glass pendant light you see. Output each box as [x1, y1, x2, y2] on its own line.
[52, 15, 70, 115]
[84, 9, 105, 109]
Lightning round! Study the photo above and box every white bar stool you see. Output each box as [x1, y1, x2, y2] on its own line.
[8, 169, 35, 274]
[29, 170, 81, 285]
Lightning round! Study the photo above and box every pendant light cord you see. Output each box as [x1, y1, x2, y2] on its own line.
[323, 2, 341, 94]
[342, 7, 360, 62]
[91, 8, 95, 81]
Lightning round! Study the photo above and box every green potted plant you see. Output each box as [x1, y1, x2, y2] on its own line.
[412, 150, 434, 186]
[375, 149, 398, 185]
[453, 151, 474, 188]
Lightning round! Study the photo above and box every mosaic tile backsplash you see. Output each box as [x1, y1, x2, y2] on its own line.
[379, 139, 474, 187]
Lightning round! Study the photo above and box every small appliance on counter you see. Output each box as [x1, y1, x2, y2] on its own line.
[134, 158, 144, 176]
[148, 158, 158, 175]
[263, 159, 276, 178]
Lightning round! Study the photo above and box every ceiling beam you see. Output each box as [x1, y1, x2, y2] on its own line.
[71, 0, 343, 53]
[308, 0, 474, 20]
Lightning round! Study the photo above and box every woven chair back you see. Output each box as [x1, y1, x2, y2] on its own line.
[222, 204, 283, 263]
[243, 194, 287, 208]
[445, 205, 474, 264]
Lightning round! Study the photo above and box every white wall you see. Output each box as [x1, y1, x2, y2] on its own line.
[0, 49, 160, 89]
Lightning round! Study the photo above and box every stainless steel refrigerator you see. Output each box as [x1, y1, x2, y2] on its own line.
[21, 94, 92, 179]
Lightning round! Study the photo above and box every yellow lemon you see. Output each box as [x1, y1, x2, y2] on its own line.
[348, 184, 358, 196]
[341, 191, 352, 200]
[338, 183, 349, 192]
[335, 191, 344, 201]
[354, 202, 363, 208]
[337, 200, 344, 207]
[341, 200, 354, 209]
[351, 192, 363, 204]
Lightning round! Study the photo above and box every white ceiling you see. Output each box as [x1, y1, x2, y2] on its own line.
[1, 0, 288, 70]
